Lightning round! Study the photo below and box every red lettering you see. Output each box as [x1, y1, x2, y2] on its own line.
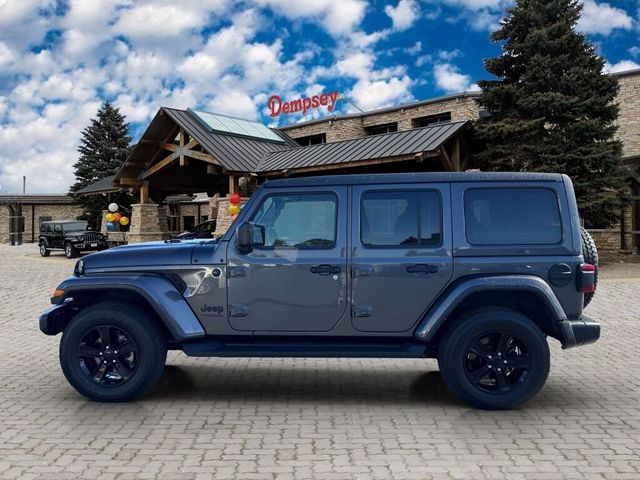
[268, 95, 281, 117]
[327, 91, 340, 112]
[311, 95, 320, 108]
[282, 102, 289, 114]
[302, 98, 311, 114]
[319, 94, 327, 106]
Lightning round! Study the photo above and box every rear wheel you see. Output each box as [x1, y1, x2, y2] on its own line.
[60, 303, 167, 402]
[438, 307, 550, 410]
[39, 241, 50, 257]
[64, 242, 78, 259]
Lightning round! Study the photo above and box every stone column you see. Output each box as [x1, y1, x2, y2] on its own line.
[214, 196, 250, 236]
[100, 210, 109, 235]
[0, 206, 10, 244]
[126, 203, 170, 244]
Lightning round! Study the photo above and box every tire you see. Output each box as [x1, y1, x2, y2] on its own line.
[64, 242, 78, 259]
[60, 302, 167, 402]
[39, 241, 50, 257]
[437, 307, 550, 410]
[580, 227, 598, 308]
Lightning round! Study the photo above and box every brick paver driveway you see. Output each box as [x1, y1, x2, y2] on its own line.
[1, 244, 639, 480]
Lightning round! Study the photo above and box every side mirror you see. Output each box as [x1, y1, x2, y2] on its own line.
[237, 222, 254, 252]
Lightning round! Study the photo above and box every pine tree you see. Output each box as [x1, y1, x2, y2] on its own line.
[69, 102, 133, 224]
[474, 0, 626, 227]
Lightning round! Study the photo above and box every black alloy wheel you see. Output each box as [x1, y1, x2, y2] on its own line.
[77, 325, 139, 386]
[463, 331, 531, 393]
[437, 307, 550, 410]
[60, 302, 167, 402]
[39, 242, 50, 257]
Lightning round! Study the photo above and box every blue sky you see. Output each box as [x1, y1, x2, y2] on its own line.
[0, 0, 638, 193]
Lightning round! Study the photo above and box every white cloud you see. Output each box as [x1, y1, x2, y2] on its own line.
[348, 76, 413, 111]
[577, 0, 633, 36]
[385, 0, 421, 31]
[252, 0, 367, 36]
[0, 42, 15, 67]
[434, 63, 478, 92]
[604, 60, 640, 73]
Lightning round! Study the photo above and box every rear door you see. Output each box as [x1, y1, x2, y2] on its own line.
[226, 187, 348, 332]
[350, 184, 453, 333]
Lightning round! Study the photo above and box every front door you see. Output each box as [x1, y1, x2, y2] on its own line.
[227, 187, 348, 332]
[350, 184, 453, 333]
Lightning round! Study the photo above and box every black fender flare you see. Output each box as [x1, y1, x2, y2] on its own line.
[413, 275, 568, 343]
[50, 274, 205, 341]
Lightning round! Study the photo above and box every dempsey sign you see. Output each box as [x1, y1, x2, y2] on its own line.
[268, 91, 340, 117]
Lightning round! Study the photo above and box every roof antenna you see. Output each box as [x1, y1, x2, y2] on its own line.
[343, 97, 364, 113]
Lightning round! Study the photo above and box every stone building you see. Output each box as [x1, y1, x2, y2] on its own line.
[0, 195, 83, 244]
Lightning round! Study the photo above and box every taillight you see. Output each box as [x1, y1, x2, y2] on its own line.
[578, 263, 596, 293]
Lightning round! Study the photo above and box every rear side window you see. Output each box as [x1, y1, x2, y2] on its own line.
[361, 190, 442, 247]
[464, 188, 562, 245]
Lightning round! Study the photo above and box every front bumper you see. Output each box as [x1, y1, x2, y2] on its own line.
[558, 316, 600, 349]
[74, 242, 107, 250]
[39, 302, 73, 335]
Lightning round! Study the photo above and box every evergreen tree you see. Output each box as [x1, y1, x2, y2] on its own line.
[69, 102, 133, 225]
[474, 0, 625, 227]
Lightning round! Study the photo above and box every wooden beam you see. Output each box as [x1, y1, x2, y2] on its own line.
[228, 175, 237, 194]
[119, 177, 143, 187]
[452, 138, 461, 171]
[178, 128, 185, 167]
[440, 146, 454, 171]
[185, 137, 199, 149]
[140, 181, 149, 204]
[184, 149, 221, 164]
[141, 151, 178, 179]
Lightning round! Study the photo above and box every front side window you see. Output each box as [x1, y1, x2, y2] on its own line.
[464, 188, 562, 245]
[251, 193, 337, 248]
[361, 190, 442, 247]
[54, 224, 62, 233]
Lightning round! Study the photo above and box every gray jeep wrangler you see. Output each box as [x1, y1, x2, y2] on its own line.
[40, 172, 599, 409]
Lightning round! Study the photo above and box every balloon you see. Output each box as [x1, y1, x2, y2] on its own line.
[228, 204, 240, 215]
[108, 203, 118, 213]
[106, 221, 117, 231]
[229, 193, 241, 205]
[119, 216, 129, 226]
[113, 212, 122, 221]
[105, 213, 115, 222]
[231, 214, 238, 221]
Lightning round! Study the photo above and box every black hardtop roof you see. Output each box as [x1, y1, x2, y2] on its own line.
[263, 172, 565, 188]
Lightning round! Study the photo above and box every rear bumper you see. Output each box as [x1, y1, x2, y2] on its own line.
[39, 302, 73, 335]
[558, 316, 600, 349]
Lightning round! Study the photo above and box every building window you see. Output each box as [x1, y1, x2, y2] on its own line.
[365, 123, 398, 136]
[200, 215, 209, 222]
[413, 112, 452, 128]
[295, 133, 326, 146]
[183, 216, 196, 231]
[167, 216, 179, 232]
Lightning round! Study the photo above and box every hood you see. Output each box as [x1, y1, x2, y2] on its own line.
[81, 240, 211, 270]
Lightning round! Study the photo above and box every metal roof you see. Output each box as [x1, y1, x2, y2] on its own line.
[256, 121, 469, 174]
[263, 172, 564, 188]
[76, 175, 119, 195]
[162, 108, 298, 172]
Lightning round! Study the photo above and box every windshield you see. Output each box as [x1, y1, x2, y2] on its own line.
[63, 222, 88, 232]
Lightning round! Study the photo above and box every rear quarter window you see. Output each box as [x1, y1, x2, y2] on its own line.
[464, 188, 562, 245]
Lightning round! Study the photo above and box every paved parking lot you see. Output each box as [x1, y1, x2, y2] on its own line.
[1, 244, 639, 480]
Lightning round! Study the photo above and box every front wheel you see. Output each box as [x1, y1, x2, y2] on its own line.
[437, 307, 550, 410]
[64, 242, 78, 259]
[60, 303, 167, 402]
[39, 241, 50, 257]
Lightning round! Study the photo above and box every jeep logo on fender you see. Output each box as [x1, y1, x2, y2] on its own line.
[268, 92, 340, 117]
[200, 305, 224, 315]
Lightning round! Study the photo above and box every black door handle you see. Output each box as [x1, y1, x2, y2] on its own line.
[406, 264, 439, 274]
[310, 264, 341, 275]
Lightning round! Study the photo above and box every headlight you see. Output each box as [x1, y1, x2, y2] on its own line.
[74, 259, 85, 275]
[78, 235, 84, 241]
